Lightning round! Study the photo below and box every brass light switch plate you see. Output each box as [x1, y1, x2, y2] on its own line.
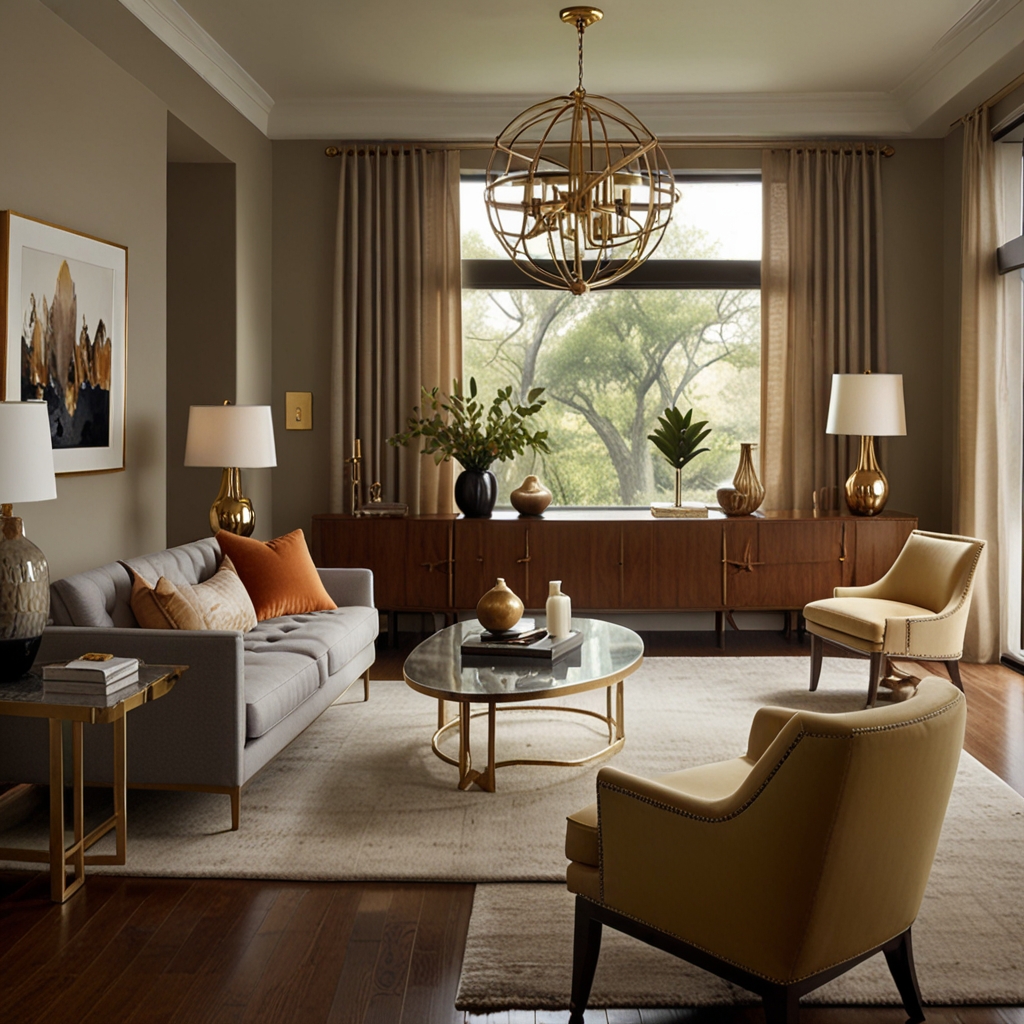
[286, 391, 313, 430]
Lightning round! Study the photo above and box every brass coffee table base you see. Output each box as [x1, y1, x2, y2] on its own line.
[431, 680, 625, 793]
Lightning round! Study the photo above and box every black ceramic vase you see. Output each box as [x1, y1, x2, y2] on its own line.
[455, 469, 498, 518]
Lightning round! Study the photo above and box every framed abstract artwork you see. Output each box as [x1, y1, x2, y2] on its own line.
[1, 212, 127, 475]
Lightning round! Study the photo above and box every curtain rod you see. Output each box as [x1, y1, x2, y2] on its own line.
[325, 140, 895, 157]
[948, 67, 1024, 130]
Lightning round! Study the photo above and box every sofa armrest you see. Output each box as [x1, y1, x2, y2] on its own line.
[317, 567, 374, 608]
[35, 626, 246, 788]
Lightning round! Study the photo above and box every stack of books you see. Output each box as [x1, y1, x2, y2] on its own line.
[42, 655, 140, 699]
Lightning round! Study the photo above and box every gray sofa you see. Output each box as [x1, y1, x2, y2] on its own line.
[0, 537, 377, 829]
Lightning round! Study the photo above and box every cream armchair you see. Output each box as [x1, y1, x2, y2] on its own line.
[565, 677, 966, 1024]
[802, 530, 984, 706]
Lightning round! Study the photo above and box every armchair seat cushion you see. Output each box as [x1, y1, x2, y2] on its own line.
[566, 756, 755, 868]
[803, 597, 932, 643]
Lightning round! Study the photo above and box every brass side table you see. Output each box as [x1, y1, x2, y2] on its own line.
[0, 664, 185, 902]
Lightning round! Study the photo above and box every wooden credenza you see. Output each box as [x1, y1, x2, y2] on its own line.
[312, 509, 917, 641]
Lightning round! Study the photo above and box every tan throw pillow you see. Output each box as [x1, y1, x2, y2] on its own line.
[125, 556, 258, 632]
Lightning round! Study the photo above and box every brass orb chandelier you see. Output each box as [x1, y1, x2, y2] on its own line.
[485, 7, 678, 295]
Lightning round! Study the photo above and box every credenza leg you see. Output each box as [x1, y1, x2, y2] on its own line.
[715, 611, 725, 649]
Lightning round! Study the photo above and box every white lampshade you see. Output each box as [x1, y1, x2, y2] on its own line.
[184, 405, 277, 468]
[0, 402, 57, 503]
[826, 373, 906, 437]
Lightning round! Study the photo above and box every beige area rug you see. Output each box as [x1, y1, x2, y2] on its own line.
[1, 655, 947, 883]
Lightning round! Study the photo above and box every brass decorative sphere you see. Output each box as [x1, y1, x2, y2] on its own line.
[476, 578, 525, 633]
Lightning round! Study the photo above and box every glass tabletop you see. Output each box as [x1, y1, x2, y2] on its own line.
[403, 618, 644, 702]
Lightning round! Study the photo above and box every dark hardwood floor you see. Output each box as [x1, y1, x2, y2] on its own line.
[1, 629, 1021, 1023]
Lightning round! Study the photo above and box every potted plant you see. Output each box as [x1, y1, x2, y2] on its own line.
[388, 378, 550, 517]
[648, 405, 711, 508]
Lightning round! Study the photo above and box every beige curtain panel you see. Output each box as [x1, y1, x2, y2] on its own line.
[761, 146, 887, 512]
[330, 147, 463, 515]
[955, 107, 1023, 663]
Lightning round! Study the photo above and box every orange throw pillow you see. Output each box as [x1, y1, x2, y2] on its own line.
[216, 529, 336, 621]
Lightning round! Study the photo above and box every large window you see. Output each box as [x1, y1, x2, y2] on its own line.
[461, 175, 761, 507]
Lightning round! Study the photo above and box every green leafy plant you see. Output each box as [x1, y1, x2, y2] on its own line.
[648, 406, 711, 470]
[388, 378, 550, 472]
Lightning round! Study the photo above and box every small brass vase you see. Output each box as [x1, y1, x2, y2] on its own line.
[476, 578, 524, 633]
[510, 475, 552, 517]
[717, 443, 765, 516]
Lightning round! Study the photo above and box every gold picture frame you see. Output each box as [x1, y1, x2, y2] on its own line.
[0, 211, 127, 475]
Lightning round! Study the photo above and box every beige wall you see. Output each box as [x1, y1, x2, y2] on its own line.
[881, 139, 950, 531]
[42, 0, 275, 540]
[0, 0, 168, 578]
[166, 163, 237, 547]
[271, 142, 338, 538]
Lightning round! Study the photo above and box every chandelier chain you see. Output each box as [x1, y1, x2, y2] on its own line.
[577, 18, 585, 93]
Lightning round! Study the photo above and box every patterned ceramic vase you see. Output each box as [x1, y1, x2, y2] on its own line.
[0, 514, 49, 682]
[510, 476, 552, 517]
[476, 578, 524, 633]
[718, 443, 765, 517]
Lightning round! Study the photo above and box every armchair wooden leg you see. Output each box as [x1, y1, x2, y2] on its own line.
[362, 670, 371, 701]
[809, 633, 823, 692]
[762, 985, 800, 1023]
[569, 897, 603, 1024]
[867, 652, 885, 707]
[230, 788, 241, 831]
[944, 660, 964, 693]
[883, 928, 925, 1024]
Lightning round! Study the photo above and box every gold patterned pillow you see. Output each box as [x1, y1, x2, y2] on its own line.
[126, 556, 257, 632]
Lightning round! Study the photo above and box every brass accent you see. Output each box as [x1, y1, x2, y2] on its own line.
[0, 665, 183, 901]
[559, 6, 603, 27]
[476, 577, 525, 632]
[432, 682, 627, 793]
[209, 466, 256, 536]
[80, 652, 113, 661]
[484, 10, 677, 293]
[510, 475, 552, 516]
[725, 540, 765, 574]
[840, 522, 847, 563]
[285, 391, 312, 430]
[844, 435, 889, 516]
[345, 438, 363, 516]
[326, 141, 895, 156]
[718, 443, 765, 516]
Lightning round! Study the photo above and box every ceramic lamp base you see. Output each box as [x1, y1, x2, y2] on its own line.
[0, 512, 49, 682]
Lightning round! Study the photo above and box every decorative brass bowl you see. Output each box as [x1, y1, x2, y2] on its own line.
[510, 475, 552, 517]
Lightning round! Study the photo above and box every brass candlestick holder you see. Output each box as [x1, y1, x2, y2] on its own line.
[345, 439, 363, 516]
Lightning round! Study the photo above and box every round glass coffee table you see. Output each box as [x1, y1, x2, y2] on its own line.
[403, 618, 644, 792]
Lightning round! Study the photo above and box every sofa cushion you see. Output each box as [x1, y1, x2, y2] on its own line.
[244, 651, 321, 739]
[243, 606, 378, 681]
[216, 529, 336, 621]
[126, 556, 258, 632]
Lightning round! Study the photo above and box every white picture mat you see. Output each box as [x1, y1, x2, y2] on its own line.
[3, 213, 127, 474]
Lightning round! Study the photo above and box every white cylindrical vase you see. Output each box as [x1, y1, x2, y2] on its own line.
[546, 580, 572, 639]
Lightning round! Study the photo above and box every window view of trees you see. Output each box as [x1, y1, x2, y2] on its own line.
[461, 179, 761, 507]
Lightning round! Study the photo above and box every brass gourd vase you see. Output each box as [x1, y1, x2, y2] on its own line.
[510, 475, 552, 517]
[476, 578, 525, 633]
[717, 443, 765, 516]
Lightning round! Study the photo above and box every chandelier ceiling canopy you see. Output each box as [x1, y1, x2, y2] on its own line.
[485, 7, 678, 295]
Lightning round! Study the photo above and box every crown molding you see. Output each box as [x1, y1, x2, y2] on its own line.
[116, 0, 273, 134]
[268, 92, 909, 141]
[894, 0, 1024, 129]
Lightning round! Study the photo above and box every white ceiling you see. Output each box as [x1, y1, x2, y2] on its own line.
[117, 0, 1024, 139]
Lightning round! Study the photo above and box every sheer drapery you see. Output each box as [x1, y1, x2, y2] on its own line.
[955, 108, 1023, 663]
[761, 147, 887, 512]
[329, 147, 462, 515]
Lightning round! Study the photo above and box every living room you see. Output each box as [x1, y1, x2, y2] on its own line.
[0, 0, 1023, 1021]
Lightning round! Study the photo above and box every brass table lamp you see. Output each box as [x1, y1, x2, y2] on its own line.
[826, 373, 906, 516]
[184, 403, 277, 536]
[0, 402, 57, 681]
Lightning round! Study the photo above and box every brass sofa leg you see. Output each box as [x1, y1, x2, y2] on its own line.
[230, 788, 241, 831]
[809, 634, 823, 691]
[569, 897, 603, 1024]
